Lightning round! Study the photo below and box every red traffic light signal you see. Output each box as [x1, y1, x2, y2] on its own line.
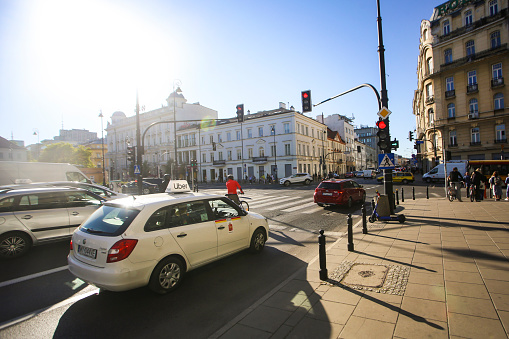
[236, 104, 244, 122]
[301, 90, 312, 112]
[376, 120, 387, 129]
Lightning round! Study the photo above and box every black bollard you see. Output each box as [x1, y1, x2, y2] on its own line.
[362, 204, 367, 234]
[426, 185, 429, 199]
[396, 189, 399, 205]
[319, 230, 328, 280]
[402, 187, 405, 202]
[412, 186, 415, 200]
[347, 214, 354, 251]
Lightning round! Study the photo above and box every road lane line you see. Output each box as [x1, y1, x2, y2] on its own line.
[265, 197, 310, 210]
[0, 266, 69, 289]
[282, 201, 317, 212]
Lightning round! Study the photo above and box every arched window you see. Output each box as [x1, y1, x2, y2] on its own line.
[423, 29, 428, 41]
[426, 57, 433, 75]
[448, 103, 456, 118]
[494, 93, 504, 110]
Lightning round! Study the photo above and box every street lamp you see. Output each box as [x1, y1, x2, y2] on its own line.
[271, 125, 277, 180]
[98, 111, 106, 186]
[33, 129, 40, 160]
[173, 80, 182, 179]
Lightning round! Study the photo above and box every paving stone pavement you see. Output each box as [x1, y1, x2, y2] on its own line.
[210, 195, 509, 339]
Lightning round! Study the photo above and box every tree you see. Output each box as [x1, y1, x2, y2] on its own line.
[39, 142, 93, 167]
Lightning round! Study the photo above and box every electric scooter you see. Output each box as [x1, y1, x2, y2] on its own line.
[368, 196, 406, 223]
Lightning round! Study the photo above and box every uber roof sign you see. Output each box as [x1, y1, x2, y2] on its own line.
[166, 180, 191, 193]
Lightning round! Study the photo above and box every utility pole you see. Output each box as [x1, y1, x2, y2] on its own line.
[377, 0, 394, 214]
[136, 91, 143, 195]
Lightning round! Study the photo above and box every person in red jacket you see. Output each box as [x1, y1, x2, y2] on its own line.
[226, 174, 244, 205]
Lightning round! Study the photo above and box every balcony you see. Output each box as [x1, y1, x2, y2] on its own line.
[212, 160, 226, 166]
[252, 156, 268, 163]
[468, 112, 479, 119]
[492, 77, 505, 87]
[445, 90, 455, 99]
[439, 43, 508, 72]
[495, 138, 508, 144]
[425, 95, 435, 105]
[449, 143, 458, 147]
[470, 141, 482, 146]
[467, 83, 478, 94]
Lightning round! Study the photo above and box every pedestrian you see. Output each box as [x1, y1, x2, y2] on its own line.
[161, 174, 171, 192]
[471, 168, 487, 201]
[447, 167, 463, 201]
[464, 171, 471, 198]
[489, 171, 503, 201]
[505, 176, 509, 201]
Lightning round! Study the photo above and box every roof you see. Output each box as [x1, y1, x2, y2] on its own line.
[0, 136, 24, 149]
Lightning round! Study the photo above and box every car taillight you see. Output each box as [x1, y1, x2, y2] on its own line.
[70, 239, 73, 250]
[107, 239, 138, 263]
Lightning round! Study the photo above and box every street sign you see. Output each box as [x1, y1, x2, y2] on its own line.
[378, 153, 395, 169]
[134, 165, 140, 175]
[377, 106, 391, 119]
[416, 140, 424, 144]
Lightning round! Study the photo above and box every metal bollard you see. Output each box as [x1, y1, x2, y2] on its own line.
[319, 230, 328, 280]
[347, 214, 354, 251]
[362, 204, 367, 234]
[401, 187, 405, 202]
[426, 186, 429, 199]
[396, 189, 399, 205]
[412, 186, 415, 200]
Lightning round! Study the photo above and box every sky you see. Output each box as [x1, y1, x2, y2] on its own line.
[0, 0, 446, 158]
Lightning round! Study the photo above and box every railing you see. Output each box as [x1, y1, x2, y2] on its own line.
[425, 96, 435, 105]
[494, 138, 508, 144]
[468, 112, 479, 119]
[445, 90, 455, 99]
[467, 84, 478, 93]
[470, 141, 482, 146]
[492, 77, 504, 87]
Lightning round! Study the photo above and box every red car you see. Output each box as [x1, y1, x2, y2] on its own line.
[344, 172, 355, 178]
[314, 179, 366, 208]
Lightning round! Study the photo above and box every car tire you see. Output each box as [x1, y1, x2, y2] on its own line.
[347, 197, 353, 209]
[143, 188, 151, 195]
[284, 181, 290, 187]
[317, 203, 324, 207]
[149, 256, 185, 294]
[304, 179, 311, 185]
[0, 232, 32, 259]
[425, 178, 431, 183]
[402, 179, 408, 185]
[249, 228, 267, 253]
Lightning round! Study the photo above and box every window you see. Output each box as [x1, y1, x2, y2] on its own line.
[236, 149, 242, 160]
[448, 103, 456, 118]
[202, 153, 206, 163]
[494, 93, 504, 110]
[466, 40, 475, 56]
[298, 144, 301, 155]
[236, 131, 241, 141]
[285, 144, 290, 156]
[491, 31, 501, 49]
[426, 57, 433, 74]
[226, 132, 231, 142]
[493, 63, 502, 79]
[259, 147, 264, 157]
[469, 98, 479, 115]
[248, 148, 253, 158]
[227, 150, 232, 161]
[496, 124, 506, 141]
[271, 145, 276, 156]
[468, 71, 477, 85]
[428, 109, 434, 124]
[217, 134, 222, 143]
[444, 49, 452, 64]
[426, 83, 433, 100]
[471, 127, 480, 143]
[423, 29, 428, 41]
[446, 77, 454, 91]
[465, 9, 473, 26]
[218, 152, 223, 161]
[247, 129, 252, 138]
[258, 127, 263, 137]
[489, 0, 498, 16]
[168, 201, 210, 228]
[449, 130, 457, 146]
[284, 123, 290, 134]
[208, 199, 240, 220]
[443, 20, 450, 35]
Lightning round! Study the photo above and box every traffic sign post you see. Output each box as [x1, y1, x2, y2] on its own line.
[378, 153, 395, 169]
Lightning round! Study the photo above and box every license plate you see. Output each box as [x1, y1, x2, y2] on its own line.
[78, 245, 97, 259]
[323, 192, 333, 196]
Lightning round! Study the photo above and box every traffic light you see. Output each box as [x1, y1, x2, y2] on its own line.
[376, 119, 390, 152]
[127, 145, 135, 162]
[409, 131, 414, 141]
[301, 90, 312, 112]
[236, 104, 244, 122]
[390, 139, 399, 151]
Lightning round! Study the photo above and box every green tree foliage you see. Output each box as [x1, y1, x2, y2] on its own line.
[39, 142, 93, 167]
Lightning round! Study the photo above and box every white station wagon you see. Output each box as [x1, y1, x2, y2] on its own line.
[68, 181, 269, 294]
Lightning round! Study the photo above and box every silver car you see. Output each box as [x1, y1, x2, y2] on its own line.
[0, 182, 128, 200]
[279, 173, 313, 186]
[0, 187, 104, 258]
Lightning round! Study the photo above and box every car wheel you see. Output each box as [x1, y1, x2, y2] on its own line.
[249, 228, 267, 253]
[143, 188, 151, 195]
[425, 178, 431, 183]
[149, 256, 185, 294]
[402, 179, 408, 185]
[284, 181, 290, 187]
[0, 232, 32, 259]
[317, 203, 324, 207]
[304, 179, 311, 185]
[347, 197, 353, 208]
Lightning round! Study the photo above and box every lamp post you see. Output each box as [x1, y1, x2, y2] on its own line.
[271, 125, 277, 180]
[98, 111, 106, 186]
[33, 129, 40, 160]
[173, 80, 182, 179]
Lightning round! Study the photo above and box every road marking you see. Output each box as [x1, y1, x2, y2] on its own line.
[265, 197, 310, 210]
[250, 196, 300, 209]
[0, 266, 69, 289]
[282, 201, 317, 212]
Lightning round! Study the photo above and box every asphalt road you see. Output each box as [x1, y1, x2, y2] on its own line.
[0, 181, 446, 338]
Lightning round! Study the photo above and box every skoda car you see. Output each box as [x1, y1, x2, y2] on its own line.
[377, 171, 415, 184]
[313, 179, 366, 208]
[68, 181, 269, 294]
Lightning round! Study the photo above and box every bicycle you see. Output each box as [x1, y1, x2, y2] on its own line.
[470, 185, 476, 202]
[225, 192, 250, 211]
[447, 182, 457, 202]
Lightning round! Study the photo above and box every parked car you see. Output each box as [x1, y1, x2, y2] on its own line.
[0, 187, 104, 258]
[279, 173, 313, 186]
[0, 182, 128, 200]
[143, 178, 165, 192]
[68, 180, 269, 294]
[313, 179, 366, 208]
[122, 181, 159, 194]
[376, 171, 415, 184]
[355, 171, 364, 178]
[344, 172, 355, 178]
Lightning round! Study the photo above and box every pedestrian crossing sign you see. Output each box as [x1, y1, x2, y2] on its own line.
[378, 153, 395, 169]
[134, 165, 141, 175]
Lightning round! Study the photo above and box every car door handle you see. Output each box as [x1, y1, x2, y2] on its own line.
[217, 226, 225, 230]
[177, 233, 187, 238]
[71, 212, 79, 216]
[21, 215, 32, 220]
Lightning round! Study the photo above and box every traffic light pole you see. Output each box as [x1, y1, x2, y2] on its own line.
[377, 0, 394, 214]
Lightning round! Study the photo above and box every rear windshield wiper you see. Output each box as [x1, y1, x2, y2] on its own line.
[85, 228, 106, 234]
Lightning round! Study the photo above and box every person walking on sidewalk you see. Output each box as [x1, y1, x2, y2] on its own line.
[471, 168, 488, 201]
[489, 171, 503, 201]
[505, 176, 509, 201]
[464, 171, 471, 198]
[447, 167, 463, 201]
[226, 174, 244, 205]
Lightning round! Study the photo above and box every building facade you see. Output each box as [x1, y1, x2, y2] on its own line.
[318, 114, 357, 172]
[0, 136, 28, 162]
[414, 0, 509, 173]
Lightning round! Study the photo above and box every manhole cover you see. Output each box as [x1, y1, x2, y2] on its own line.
[341, 264, 388, 288]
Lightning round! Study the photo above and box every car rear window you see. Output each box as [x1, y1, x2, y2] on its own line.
[79, 206, 140, 236]
[317, 182, 341, 190]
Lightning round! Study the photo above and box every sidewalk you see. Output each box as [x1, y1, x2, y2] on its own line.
[211, 196, 509, 338]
